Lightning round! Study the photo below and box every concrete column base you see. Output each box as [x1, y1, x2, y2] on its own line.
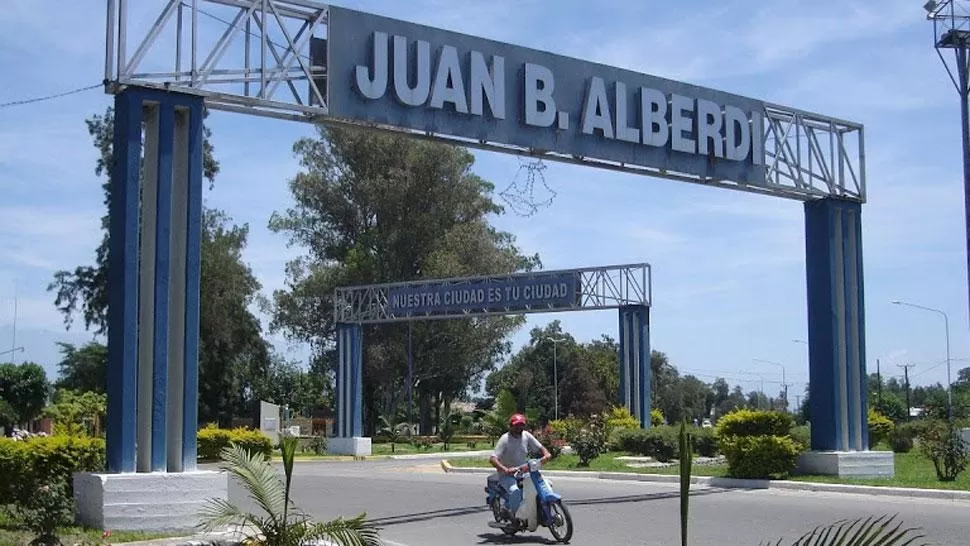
[796, 450, 895, 479]
[73, 470, 228, 532]
[328, 436, 372, 456]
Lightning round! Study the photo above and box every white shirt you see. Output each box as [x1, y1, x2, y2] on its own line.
[492, 430, 542, 468]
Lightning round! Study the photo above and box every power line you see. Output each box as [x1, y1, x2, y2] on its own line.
[0, 83, 102, 110]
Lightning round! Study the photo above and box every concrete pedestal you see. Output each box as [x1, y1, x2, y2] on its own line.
[796, 450, 895, 479]
[328, 436, 372, 456]
[73, 470, 228, 532]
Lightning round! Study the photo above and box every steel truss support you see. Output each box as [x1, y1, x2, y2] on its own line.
[105, 0, 329, 122]
[334, 264, 651, 324]
[106, 1, 865, 203]
[106, 87, 204, 473]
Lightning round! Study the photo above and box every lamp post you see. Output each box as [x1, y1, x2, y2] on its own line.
[753, 358, 788, 411]
[925, 0, 970, 325]
[545, 337, 567, 420]
[891, 299, 952, 421]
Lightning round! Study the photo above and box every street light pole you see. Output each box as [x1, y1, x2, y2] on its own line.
[545, 337, 567, 420]
[925, 1, 970, 326]
[891, 300, 952, 421]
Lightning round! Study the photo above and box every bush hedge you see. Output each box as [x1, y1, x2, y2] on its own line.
[715, 409, 802, 479]
[718, 435, 802, 479]
[196, 424, 273, 461]
[715, 409, 793, 438]
[0, 435, 105, 506]
[867, 409, 895, 447]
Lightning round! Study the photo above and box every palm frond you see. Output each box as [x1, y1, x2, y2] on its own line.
[760, 514, 931, 546]
[218, 443, 287, 520]
[303, 513, 384, 546]
[197, 497, 247, 532]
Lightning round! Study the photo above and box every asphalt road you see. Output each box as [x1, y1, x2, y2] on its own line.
[228, 459, 970, 546]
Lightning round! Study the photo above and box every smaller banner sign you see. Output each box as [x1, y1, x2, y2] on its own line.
[387, 272, 580, 316]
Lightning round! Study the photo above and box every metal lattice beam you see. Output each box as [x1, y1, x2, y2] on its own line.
[334, 264, 651, 324]
[105, 0, 329, 122]
[105, 1, 865, 203]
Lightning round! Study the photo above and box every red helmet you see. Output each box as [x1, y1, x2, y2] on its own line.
[509, 413, 527, 426]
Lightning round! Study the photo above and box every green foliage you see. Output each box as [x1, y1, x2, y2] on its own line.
[719, 435, 802, 479]
[52, 341, 107, 394]
[532, 425, 565, 459]
[198, 435, 382, 546]
[604, 405, 639, 436]
[571, 414, 607, 466]
[269, 125, 537, 436]
[690, 426, 719, 457]
[0, 362, 51, 428]
[759, 513, 930, 546]
[197, 424, 273, 461]
[867, 408, 895, 447]
[42, 389, 106, 437]
[651, 408, 665, 427]
[715, 409, 794, 438]
[0, 435, 105, 507]
[891, 432, 914, 454]
[790, 425, 811, 449]
[548, 417, 584, 443]
[13, 476, 76, 546]
[612, 426, 680, 462]
[917, 420, 969, 482]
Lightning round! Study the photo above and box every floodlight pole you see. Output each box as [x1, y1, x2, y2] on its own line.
[926, 1, 970, 332]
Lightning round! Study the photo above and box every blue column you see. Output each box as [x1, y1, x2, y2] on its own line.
[805, 198, 868, 452]
[336, 323, 364, 438]
[181, 98, 204, 471]
[106, 90, 143, 473]
[618, 305, 651, 427]
[106, 86, 205, 474]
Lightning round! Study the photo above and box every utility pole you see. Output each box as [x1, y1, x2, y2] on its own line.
[898, 363, 916, 421]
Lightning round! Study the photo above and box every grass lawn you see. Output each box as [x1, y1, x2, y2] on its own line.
[0, 509, 179, 546]
[446, 450, 970, 490]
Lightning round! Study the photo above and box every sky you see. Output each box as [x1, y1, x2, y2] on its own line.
[1, 0, 968, 404]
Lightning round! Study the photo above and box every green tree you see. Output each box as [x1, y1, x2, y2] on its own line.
[42, 388, 107, 436]
[267, 125, 538, 435]
[46, 108, 272, 427]
[53, 341, 107, 393]
[0, 362, 51, 429]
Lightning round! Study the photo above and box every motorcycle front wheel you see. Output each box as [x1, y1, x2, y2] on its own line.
[546, 500, 573, 543]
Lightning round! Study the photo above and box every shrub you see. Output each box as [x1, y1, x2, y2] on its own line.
[719, 435, 803, 479]
[790, 425, 811, 449]
[0, 435, 105, 507]
[651, 408, 665, 427]
[605, 406, 640, 436]
[532, 425, 565, 459]
[572, 414, 607, 466]
[691, 427, 719, 457]
[714, 409, 793, 439]
[891, 430, 914, 453]
[548, 417, 584, 443]
[614, 426, 680, 462]
[867, 408, 895, 447]
[918, 420, 969, 482]
[14, 475, 76, 546]
[197, 424, 273, 461]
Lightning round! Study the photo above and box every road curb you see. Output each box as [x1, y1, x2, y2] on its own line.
[283, 449, 494, 463]
[439, 460, 970, 501]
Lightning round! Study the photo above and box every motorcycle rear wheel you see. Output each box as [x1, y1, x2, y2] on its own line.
[489, 497, 518, 535]
[546, 500, 573, 543]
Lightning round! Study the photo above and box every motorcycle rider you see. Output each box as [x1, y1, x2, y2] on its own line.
[488, 413, 552, 519]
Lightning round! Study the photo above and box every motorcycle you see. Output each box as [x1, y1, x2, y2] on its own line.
[484, 458, 573, 543]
